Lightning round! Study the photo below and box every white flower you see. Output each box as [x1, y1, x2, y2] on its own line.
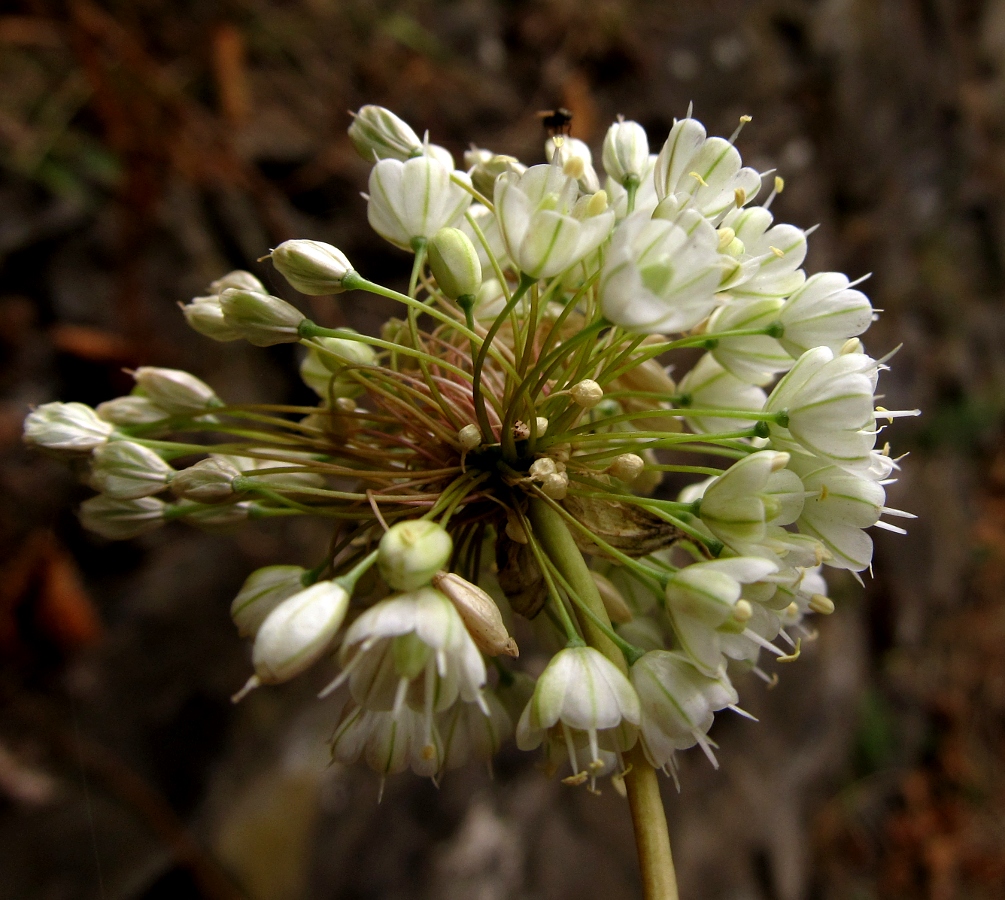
[367, 155, 473, 251]
[132, 367, 221, 415]
[494, 163, 615, 278]
[270, 240, 354, 295]
[24, 402, 113, 453]
[90, 440, 174, 499]
[247, 581, 350, 686]
[230, 564, 307, 638]
[219, 289, 306, 346]
[329, 585, 487, 716]
[778, 272, 874, 358]
[718, 205, 807, 298]
[348, 104, 422, 162]
[698, 450, 804, 548]
[792, 459, 885, 571]
[545, 136, 601, 192]
[332, 704, 441, 782]
[599, 211, 722, 334]
[664, 557, 778, 674]
[765, 347, 877, 472]
[79, 494, 166, 539]
[653, 116, 762, 222]
[516, 646, 640, 783]
[602, 119, 650, 185]
[631, 650, 738, 770]
[705, 297, 793, 385]
[95, 396, 170, 426]
[675, 354, 767, 434]
[439, 692, 513, 771]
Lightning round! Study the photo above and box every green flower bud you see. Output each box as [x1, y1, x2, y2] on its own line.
[428, 227, 482, 301]
[270, 240, 354, 295]
[171, 456, 242, 503]
[219, 289, 306, 346]
[378, 520, 453, 591]
[230, 565, 307, 638]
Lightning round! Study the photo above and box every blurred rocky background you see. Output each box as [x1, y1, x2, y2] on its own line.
[1, 1, 1003, 898]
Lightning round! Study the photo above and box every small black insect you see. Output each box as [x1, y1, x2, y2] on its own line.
[537, 107, 574, 137]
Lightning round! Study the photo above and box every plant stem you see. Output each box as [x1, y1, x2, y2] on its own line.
[624, 743, 679, 900]
[527, 496, 678, 899]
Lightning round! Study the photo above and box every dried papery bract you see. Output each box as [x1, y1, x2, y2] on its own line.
[23, 102, 919, 900]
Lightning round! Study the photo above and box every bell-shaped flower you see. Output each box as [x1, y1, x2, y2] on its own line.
[717, 205, 807, 298]
[24, 402, 114, 453]
[494, 163, 615, 278]
[326, 587, 487, 747]
[653, 116, 762, 222]
[230, 565, 307, 638]
[664, 557, 778, 674]
[705, 297, 793, 385]
[778, 272, 874, 358]
[90, 440, 174, 499]
[600, 211, 722, 334]
[697, 450, 804, 548]
[630, 650, 738, 770]
[78, 494, 166, 539]
[792, 459, 885, 571]
[516, 646, 640, 786]
[132, 367, 222, 415]
[674, 353, 767, 434]
[367, 155, 473, 251]
[439, 691, 513, 771]
[331, 703, 441, 785]
[765, 347, 878, 472]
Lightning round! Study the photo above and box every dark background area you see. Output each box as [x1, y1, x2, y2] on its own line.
[1, 1, 1004, 898]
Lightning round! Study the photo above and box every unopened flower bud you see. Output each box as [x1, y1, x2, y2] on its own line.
[570, 379, 604, 409]
[246, 581, 351, 690]
[535, 416, 549, 435]
[528, 457, 557, 480]
[209, 270, 265, 294]
[348, 105, 422, 162]
[589, 571, 633, 624]
[609, 452, 645, 483]
[432, 572, 519, 657]
[335, 397, 357, 413]
[95, 396, 170, 426]
[91, 440, 174, 499]
[23, 402, 113, 453]
[602, 119, 650, 184]
[378, 520, 453, 591]
[808, 593, 835, 615]
[132, 367, 221, 415]
[178, 500, 252, 530]
[471, 154, 526, 197]
[171, 456, 242, 503]
[79, 494, 166, 539]
[230, 565, 308, 638]
[181, 295, 244, 341]
[505, 511, 528, 543]
[457, 424, 481, 451]
[428, 227, 482, 301]
[270, 240, 354, 295]
[311, 332, 378, 373]
[540, 471, 569, 499]
[464, 146, 493, 169]
[220, 289, 306, 346]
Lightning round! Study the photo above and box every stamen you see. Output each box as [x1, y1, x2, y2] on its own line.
[728, 704, 758, 722]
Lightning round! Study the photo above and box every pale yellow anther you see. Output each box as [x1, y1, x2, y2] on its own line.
[562, 771, 588, 786]
[739, 114, 752, 124]
[733, 599, 753, 623]
[774, 175, 785, 194]
[819, 484, 829, 501]
[840, 338, 863, 355]
[785, 601, 800, 618]
[689, 171, 710, 187]
[876, 405, 895, 424]
[734, 187, 746, 208]
[586, 190, 609, 216]
[770, 451, 790, 472]
[769, 245, 785, 258]
[778, 638, 802, 663]
[563, 156, 586, 180]
[808, 594, 835, 615]
[717, 227, 737, 253]
[422, 744, 436, 760]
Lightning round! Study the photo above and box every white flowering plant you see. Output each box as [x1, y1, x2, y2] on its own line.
[23, 103, 919, 899]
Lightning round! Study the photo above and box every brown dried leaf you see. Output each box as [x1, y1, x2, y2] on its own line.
[495, 532, 547, 619]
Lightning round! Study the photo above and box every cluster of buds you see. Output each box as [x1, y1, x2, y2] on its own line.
[24, 103, 918, 802]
